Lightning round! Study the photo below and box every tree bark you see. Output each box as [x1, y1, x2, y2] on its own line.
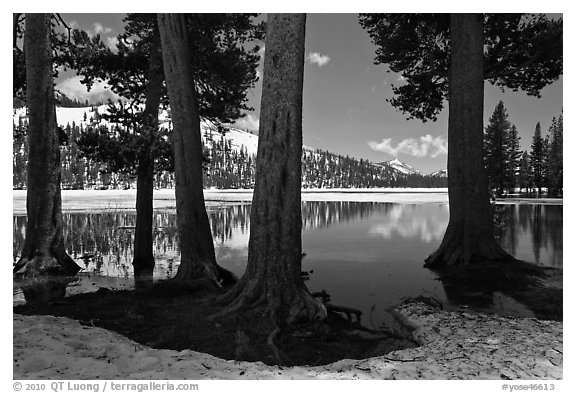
[157, 14, 222, 283]
[132, 32, 163, 284]
[425, 14, 515, 269]
[217, 14, 326, 327]
[14, 14, 81, 277]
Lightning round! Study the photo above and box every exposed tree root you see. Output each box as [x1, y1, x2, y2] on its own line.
[325, 304, 362, 324]
[214, 278, 326, 326]
[211, 277, 328, 364]
[311, 289, 362, 324]
[267, 327, 283, 364]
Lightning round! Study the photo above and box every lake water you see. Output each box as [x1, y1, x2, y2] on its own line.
[13, 201, 562, 327]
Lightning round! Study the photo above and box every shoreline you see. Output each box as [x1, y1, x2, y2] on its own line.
[12, 188, 562, 215]
[13, 299, 562, 380]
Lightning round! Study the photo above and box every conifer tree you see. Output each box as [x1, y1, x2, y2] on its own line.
[67, 14, 262, 282]
[14, 13, 81, 277]
[546, 113, 563, 196]
[530, 122, 546, 196]
[518, 150, 532, 194]
[504, 124, 522, 193]
[360, 13, 562, 268]
[216, 14, 327, 342]
[484, 101, 510, 196]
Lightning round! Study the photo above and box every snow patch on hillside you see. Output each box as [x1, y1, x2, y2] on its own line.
[379, 158, 422, 175]
[428, 169, 448, 177]
[15, 106, 260, 157]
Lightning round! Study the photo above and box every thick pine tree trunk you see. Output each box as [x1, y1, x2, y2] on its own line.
[14, 14, 81, 277]
[217, 14, 326, 328]
[132, 33, 163, 284]
[425, 14, 515, 269]
[157, 14, 222, 284]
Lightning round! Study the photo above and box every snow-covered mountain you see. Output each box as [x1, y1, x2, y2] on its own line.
[428, 169, 448, 178]
[14, 105, 260, 156]
[14, 106, 446, 182]
[376, 158, 422, 176]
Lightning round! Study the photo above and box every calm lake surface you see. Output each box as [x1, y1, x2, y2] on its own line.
[13, 201, 562, 326]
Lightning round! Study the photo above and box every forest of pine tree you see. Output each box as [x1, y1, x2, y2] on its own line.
[15, 101, 561, 194]
[13, 109, 448, 190]
[483, 101, 562, 197]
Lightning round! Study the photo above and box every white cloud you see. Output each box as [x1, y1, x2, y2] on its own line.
[56, 75, 119, 104]
[258, 45, 266, 57]
[368, 134, 448, 158]
[93, 22, 113, 35]
[233, 114, 260, 132]
[307, 52, 331, 67]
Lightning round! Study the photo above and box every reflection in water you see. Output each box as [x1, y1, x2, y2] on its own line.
[368, 203, 448, 243]
[13, 202, 563, 272]
[13, 202, 562, 323]
[18, 276, 77, 305]
[494, 204, 563, 268]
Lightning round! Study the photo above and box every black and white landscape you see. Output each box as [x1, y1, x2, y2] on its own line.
[12, 12, 563, 382]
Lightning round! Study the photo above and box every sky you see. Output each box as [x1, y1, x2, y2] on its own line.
[55, 13, 563, 174]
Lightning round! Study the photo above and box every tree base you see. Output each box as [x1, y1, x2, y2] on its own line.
[133, 256, 155, 289]
[215, 279, 327, 326]
[424, 229, 517, 270]
[213, 279, 327, 363]
[14, 253, 81, 277]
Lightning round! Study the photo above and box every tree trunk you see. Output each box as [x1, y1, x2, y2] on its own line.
[425, 14, 515, 269]
[217, 14, 326, 327]
[157, 14, 222, 283]
[132, 32, 163, 285]
[133, 158, 155, 282]
[14, 13, 81, 277]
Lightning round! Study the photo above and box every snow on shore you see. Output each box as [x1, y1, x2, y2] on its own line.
[12, 189, 449, 215]
[13, 301, 562, 380]
[13, 188, 562, 215]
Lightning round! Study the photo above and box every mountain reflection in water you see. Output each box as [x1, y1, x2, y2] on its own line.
[13, 201, 562, 325]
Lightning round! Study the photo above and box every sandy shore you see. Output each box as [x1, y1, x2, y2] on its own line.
[13, 299, 561, 380]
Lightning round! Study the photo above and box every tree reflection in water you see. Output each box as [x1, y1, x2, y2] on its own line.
[13, 202, 562, 276]
[438, 203, 562, 320]
[13, 202, 562, 319]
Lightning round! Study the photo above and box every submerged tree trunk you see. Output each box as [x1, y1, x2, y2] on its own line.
[133, 157, 155, 281]
[14, 13, 81, 277]
[157, 14, 222, 283]
[132, 32, 163, 284]
[217, 14, 326, 327]
[425, 14, 515, 269]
